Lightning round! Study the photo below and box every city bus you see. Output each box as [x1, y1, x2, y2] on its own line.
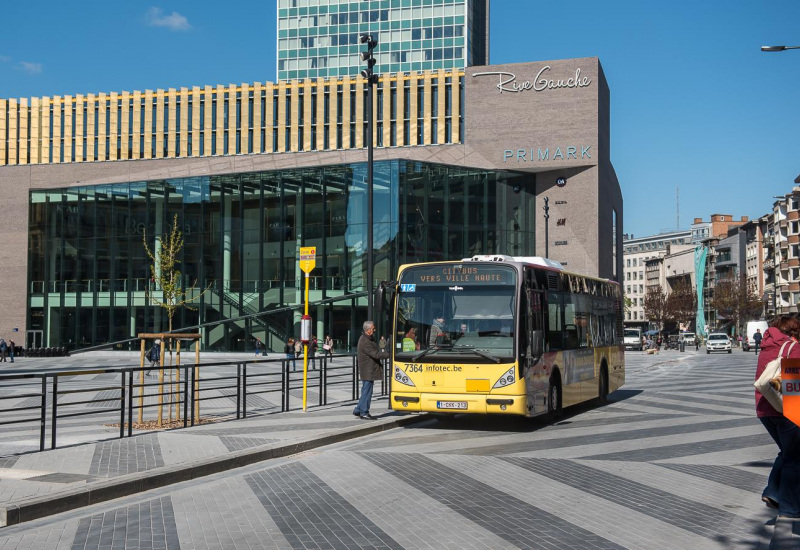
[384, 255, 624, 417]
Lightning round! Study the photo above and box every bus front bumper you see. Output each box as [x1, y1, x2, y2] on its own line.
[391, 393, 527, 415]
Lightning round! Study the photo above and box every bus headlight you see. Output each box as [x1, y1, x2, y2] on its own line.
[493, 366, 516, 388]
[394, 365, 416, 387]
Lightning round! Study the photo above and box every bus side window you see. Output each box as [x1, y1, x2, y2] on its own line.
[547, 292, 563, 351]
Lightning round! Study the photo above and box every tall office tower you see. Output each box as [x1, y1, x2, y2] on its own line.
[277, 0, 489, 81]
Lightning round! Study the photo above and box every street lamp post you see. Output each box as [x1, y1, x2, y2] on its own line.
[761, 45, 800, 52]
[543, 197, 550, 258]
[360, 34, 378, 321]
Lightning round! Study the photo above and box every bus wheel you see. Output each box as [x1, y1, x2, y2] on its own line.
[548, 374, 562, 418]
[598, 366, 609, 404]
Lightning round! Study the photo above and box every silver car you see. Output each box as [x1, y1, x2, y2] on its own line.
[706, 333, 732, 354]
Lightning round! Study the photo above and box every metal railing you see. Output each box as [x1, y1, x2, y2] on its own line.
[0, 354, 390, 453]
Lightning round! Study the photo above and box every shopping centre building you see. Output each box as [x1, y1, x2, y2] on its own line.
[0, 57, 622, 351]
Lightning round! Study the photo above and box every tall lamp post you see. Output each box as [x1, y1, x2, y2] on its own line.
[543, 197, 550, 258]
[761, 45, 800, 52]
[360, 34, 378, 321]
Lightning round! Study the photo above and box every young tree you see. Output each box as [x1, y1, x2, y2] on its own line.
[644, 285, 668, 337]
[143, 214, 210, 424]
[143, 214, 209, 337]
[711, 275, 763, 336]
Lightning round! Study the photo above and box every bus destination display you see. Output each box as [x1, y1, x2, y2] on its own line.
[401, 264, 514, 286]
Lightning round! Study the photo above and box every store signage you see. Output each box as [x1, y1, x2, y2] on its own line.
[555, 200, 567, 205]
[504, 146, 591, 163]
[556, 177, 567, 187]
[557, 219, 566, 226]
[555, 241, 568, 246]
[472, 67, 591, 94]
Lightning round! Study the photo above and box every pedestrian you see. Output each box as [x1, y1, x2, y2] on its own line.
[379, 335, 387, 352]
[294, 338, 302, 359]
[694, 335, 700, 351]
[754, 328, 763, 356]
[0, 338, 7, 362]
[353, 320, 389, 420]
[323, 335, 333, 359]
[8, 339, 15, 363]
[284, 337, 297, 371]
[429, 313, 446, 347]
[403, 327, 420, 351]
[255, 337, 262, 356]
[309, 336, 318, 370]
[754, 315, 800, 520]
[146, 339, 161, 376]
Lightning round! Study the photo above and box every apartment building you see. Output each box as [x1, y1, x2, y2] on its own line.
[622, 230, 691, 326]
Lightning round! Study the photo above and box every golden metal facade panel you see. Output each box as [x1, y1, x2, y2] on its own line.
[290, 82, 299, 152]
[264, 83, 275, 153]
[180, 88, 189, 155]
[423, 77, 432, 146]
[381, 73, 391, 147]
[215, 85, 225, 155]
[227, 84, 236, 156]
[18, 98, 29, 165]
[191, 87, 201, 157]
[52, 96, 62, 164]
[409, 73, 419, 146]
[97, 94, 107, 161]
[109, 92, 119, 161]
[277, 83, 286, 153]
[144, 92, 154, 159]
[341, 77, 351, 150]
[354, 77, 364, 149]
[0, 70, 463, 166]
[0, 99, 6, 164]
[120, 92, 130, 161]
[437, 70, 446, 144]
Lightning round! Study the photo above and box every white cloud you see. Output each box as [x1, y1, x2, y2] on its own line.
[146, 7, 191, 31]
[19, 62, 42, 75]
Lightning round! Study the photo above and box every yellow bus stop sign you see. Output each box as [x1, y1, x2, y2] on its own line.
[783, 357, 800, 427]
[299, 246, 316, 273]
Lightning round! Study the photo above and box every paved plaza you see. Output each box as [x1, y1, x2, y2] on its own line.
[0, 348, 797, 549]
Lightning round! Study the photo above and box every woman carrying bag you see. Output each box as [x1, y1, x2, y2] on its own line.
[754, 315, 800, 520]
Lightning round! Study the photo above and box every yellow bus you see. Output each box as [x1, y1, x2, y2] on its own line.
[385, 255, 624, 417]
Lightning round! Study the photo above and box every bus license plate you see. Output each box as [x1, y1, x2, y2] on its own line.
[437, 401, 467, 410]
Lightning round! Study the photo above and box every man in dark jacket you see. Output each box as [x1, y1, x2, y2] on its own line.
[753, 329, 763, 356]
[353, 320, 389, 420]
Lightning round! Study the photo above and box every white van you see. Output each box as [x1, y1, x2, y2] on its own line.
[679, 331, 695, 344]
[744, 320, 769, 351]
[624, 328, 643, 351]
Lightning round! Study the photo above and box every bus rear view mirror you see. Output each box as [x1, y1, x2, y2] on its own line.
[530, 330, 544, 358]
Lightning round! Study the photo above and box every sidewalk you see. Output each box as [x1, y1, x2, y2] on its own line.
[0, 396, 424, 527]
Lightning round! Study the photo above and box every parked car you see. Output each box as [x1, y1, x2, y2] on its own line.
[706, 332, 732, 354]
[624, 328, 643, 351]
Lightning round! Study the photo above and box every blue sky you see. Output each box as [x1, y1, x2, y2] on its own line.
[2, 0, 799, 238]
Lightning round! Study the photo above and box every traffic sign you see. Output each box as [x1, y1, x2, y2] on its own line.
[783, 357, 800, 427]
[299, 246, 316, 273]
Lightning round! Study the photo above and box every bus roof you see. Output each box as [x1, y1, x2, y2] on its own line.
[397, 256, 620, 287]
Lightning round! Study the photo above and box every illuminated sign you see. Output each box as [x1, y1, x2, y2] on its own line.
[504, 146, 591, 163]
[472, 67, 591, 94]
[400, 265, 515, 286]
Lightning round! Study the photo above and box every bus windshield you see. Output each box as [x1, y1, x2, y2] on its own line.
[394, 264, 517, 362]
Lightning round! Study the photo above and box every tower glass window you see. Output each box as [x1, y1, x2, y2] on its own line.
[276, 0, 488, 81]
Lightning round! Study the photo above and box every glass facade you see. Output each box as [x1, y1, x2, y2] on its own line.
[28, 161, 535, 351]
[277, 0, 487, 81]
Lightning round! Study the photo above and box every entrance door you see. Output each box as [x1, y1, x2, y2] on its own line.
[27, 330, 43, 349]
